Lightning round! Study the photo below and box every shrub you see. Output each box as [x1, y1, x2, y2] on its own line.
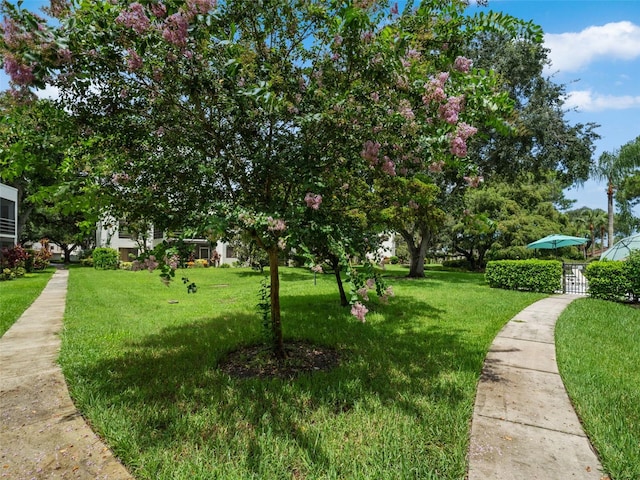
[0, 244, 29, 269]
[487, 246, 534, 261]
[81, 257, 94, 267]
[0, 266, 26, 281]
[92, 248, 119, 270]
[194, 259, 208, 268]
[220, 263, 231, 268]
[442, 259, 472, 270]
[624, 251, 640, 301]
[119, 261, 133, 271]
[389, 256, 399, 265]
[585, 261, 631, 302]
[485, 259, 562, 293]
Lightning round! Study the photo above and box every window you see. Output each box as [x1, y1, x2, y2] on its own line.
[226, 245, 235, 259]
[0, 197, 16, 235]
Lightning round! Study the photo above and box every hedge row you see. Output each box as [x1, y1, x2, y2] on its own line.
[585, 252, 640, 302]
[485, 259, 562, 294]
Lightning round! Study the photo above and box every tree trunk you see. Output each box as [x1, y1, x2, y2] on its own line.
[401, 229, 428, 278]
[607, 180, 615, 247]
[329, 254, 348, 307]
[268, 248, 285, 359]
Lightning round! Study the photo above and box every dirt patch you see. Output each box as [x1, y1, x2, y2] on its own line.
[218, 341, 340, 379]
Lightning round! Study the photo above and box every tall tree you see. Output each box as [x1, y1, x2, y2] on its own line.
[1, 0, 539, 358]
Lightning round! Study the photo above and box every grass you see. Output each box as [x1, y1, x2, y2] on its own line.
[0, 267, 55, 337]
[59, 265, 546, 480]
[556, 298, 640, 480]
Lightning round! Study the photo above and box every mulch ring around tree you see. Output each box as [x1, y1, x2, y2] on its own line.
[218, 341, 340, 380]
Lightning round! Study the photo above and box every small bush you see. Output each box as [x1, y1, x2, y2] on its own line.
[220, 263, 231, 268]
[624, 251, 640, 301]
[585, 261, 630, 302]
[1, 245, 29, 269]
[0, 266, 26, 281]
[487, 246, 534, 261]
[389, 256, 399, 265]
[442, 259, 472, 270]
[81, 257, 94, 267]
[194, 259, 208, 268]
[92, 248, 119, 270]
[485, 259, 562, 293]
[119, 261, 133, 271]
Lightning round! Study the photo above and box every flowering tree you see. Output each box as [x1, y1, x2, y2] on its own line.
[1, 0, 540, 358]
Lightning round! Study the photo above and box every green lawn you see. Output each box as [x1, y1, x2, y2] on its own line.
[556, 298, 640, 480]
[59, 265, 545, 480]
[0, 268, 55, 337]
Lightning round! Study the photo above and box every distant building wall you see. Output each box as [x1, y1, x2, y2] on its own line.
[0, 183, 18, 248]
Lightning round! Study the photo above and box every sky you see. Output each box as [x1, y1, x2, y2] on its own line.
[2, 0, 640, 213]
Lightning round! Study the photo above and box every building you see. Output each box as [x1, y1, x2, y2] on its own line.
[0, 183, 18, 248]
[95, 218, 237, 265]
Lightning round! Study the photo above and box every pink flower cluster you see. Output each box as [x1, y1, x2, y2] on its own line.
[304, 192, 323, 210]
[162, 12, 189, 46]
[428, 160, 445, 173]
[3, 54, 33, 86]
[115, 2, 150, 34]
[422, 72, 449, 105]
[381, 156, 396, 176]
[311, 264, 323, 273]
[127, 49, 143, 71]
[379, 286, 394, 304]
[361, 140, 381, 163]
[439, 95, 464, 125]
[454, 56, 473, 73]
[449, 122, 478, 158]
[351, 302, 369, 322]
[463, 175, 484, 188]
[267, 217, 286, 232]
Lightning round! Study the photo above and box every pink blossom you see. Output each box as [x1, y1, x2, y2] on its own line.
[167, 254, 180, 270]
[370, 91, 380, 102]
[186, 0, 216, 16]
[406, 49, 421, 60]
[311, 264, 323, 273]
[450, 136, 467, 157]
[278, 238, 287, 250]
[463, 175, 484, 188]
[439, 95, 464, 124]
[457, 122, 478, 140]
[57, 48, 72, 64]
[162, 12, 189, 46]
[333, 34, 343, 46]
[267, 217, 287, 232]
[453, 56, 473, 73]
[409, 200, 419, 209]
[111, 172, 131, 184]
[361, 140, 381, 164]
[127, 49, 143, 71]
[361, 31, 374, 42]
[398, 99, 414, 120]
[366, 278, 375, 289]
[429, 160, 444, 173]
[3, 54, 34, 86]
[150, 2, 167, 18]
[304, 192, 323, 210]
[357, 287, 369, 301]
[381, 157, 396, 176]
[115, 2, 150, 34]
[351, 302, 369, 322]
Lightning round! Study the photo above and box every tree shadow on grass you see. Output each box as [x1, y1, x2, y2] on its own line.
[70, 292, 486, 478]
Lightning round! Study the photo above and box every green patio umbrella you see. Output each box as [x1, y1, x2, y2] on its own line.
[600, 233, 640, 261]
[527, 234, 588, 251]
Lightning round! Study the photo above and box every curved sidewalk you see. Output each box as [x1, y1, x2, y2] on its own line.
[0, 269, 132, 479]
[468, 295, 605, 479]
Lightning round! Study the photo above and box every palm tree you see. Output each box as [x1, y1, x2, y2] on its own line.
[576, 208, 607, 257]
[592, 151, 627, 248]
[594, 137, 640, 248]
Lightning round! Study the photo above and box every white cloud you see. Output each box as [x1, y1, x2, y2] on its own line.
[545, 21, 640, 72]
[564, 89, 640, 112]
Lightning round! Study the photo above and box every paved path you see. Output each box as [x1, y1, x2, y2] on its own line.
[0, 269, 132, 479]
[468, 295, 606, 479]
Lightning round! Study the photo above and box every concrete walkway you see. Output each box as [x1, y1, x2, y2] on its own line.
[468, 295, 606, 479]
[0, 269, 132, 479]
